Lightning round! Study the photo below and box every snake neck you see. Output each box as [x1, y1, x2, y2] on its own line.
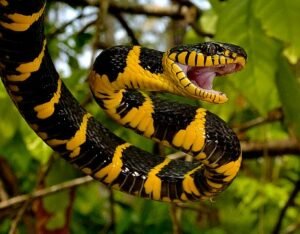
[89, 45, 183, 101]
[89, 45, 185, 128]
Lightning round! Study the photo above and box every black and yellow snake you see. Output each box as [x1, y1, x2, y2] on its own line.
[0, 0, 247, 202]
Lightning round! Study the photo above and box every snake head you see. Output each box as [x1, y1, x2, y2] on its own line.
[163, 42, 247, 103]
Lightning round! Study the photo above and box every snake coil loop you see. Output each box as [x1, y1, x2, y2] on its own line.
[0, 0, 247, 202]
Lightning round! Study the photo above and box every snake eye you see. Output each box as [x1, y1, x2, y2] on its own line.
[206, 44, 216, 55]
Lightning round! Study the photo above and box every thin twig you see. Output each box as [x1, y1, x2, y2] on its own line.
[235, 107, 283, 134]
[49, 0, 191, 19]
[190, 22, 214, 38]
[0, 176, 93, 211]
[272, 179, 300, 234]
[113, 12, 140, 45]
[9, 199, 30, 234]
[241, 139, 300, 159]
[48, 12, 96, 39]
[8, 153, 55, 233]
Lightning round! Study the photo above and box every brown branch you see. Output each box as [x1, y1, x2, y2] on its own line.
[49, 0, 209, 45]
[49, 0, 195, 19]
[0, 157, 19, 198]
[235, 107, 283, 134]
[190, 22, 214, 38]
[8, 154, 55, 233]
[241, 139, 300, 159]
[9, 200, 29, 234]
[272, 179, 300, 234]
[113, 13, 140, 45]
[0, 176, 93, 211]
[47, 12, 96, 39]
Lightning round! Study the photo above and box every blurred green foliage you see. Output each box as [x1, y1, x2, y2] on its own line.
[0, 0, 300, 233]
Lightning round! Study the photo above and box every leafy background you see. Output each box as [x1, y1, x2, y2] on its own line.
[0, 0, 300, 233]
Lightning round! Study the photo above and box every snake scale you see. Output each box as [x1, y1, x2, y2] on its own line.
[0, 0, 247, 202]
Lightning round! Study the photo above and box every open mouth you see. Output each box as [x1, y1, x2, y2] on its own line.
[165, 42, 247, 103]
[177, 63, 244, 94]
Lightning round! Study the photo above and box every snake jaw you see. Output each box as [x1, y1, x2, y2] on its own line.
[165, 42, 247, 103]
[175, 62, 244, 103]
[186, 63, 242, 90]
[164, 42, 247, 103]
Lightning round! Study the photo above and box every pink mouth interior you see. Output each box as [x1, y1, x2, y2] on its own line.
[177, 63, 241, 91]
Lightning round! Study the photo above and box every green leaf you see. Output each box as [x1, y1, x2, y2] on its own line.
[0, 96, 19, 146]
[214, 0, 282, 115]
[276, 57, 300, 139]
[253, 0, 300, 58]
[20, 121, 52, 164]
[45, 210, 67, 230]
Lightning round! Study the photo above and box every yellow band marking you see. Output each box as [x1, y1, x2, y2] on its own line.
[168, 53, 176, 61]
[118, 92, 155, 137]
[234, 56, 246, 67]
[0, 0, 8, 6]
[94, 143, 131, 184]
[172, 130, 186, 148]
[206, 179, 223, 189]
[205, 56, 213, 66]
[113, 46, 172, 93]
[171, 63, 182, 74]
[179, 77, 190, 87]
[220, 155, 242, 182]
[7, 40, 46, 82]
[144, 158, 171, 200]
[0, 4, 45, 31]
[17, 40, 46, 73]
[34, 79, 62, 119]
[182, 165, 202, 196]
[177, 51, 188, 64]
[177, 72, 186, 81]
[91, 50, 157, 137]
[7, 73, 30, 82]
[46, 113, 92, 158]
[213, 55, 219, 65]
[47, 138, 68, 147]
[187, 51, 197, 66]
[172, 108, 206, 152]
[196, 53, 204, 66]
[195, 152, 206, 160]
[219, 56, 226, 65]
[67, 113, 92, 158]
[227, 58, 234, 64]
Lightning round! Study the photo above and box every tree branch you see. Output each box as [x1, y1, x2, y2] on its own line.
[235, 107, 283, 134]
[0, 176, 93, 211]
[49, 0, 197, 19]
[113, 12, 140, 45]
[241, 139, 300, 159]
[272, 179, 300, 234]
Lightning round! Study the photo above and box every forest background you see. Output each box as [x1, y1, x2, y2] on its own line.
[0, 0, 299, 233]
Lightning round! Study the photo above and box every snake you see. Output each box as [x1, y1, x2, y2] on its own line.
[0, 0, 247, 202]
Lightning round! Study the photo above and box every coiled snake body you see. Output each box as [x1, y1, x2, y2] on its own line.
[0, 1, 247, 202]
